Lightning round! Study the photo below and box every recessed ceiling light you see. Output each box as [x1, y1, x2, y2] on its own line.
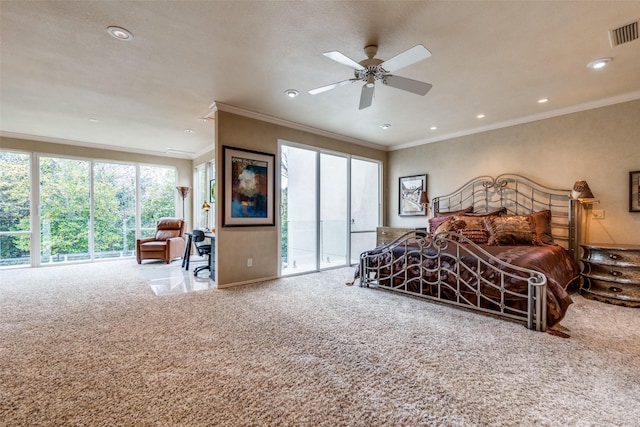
[587, 57, 612, 70]
[380, 123, 391, 130]
[538, 98, 549, 104]
[477, 114, 485, 119]
[184, 129, 195, 134]
[284, 89, 299, 98]
[107, 26, 133, 41]
[88, 118, 99, 123]
[430, 126, 437, 130]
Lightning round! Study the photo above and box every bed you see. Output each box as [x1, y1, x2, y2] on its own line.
[354, 174, 581, 331]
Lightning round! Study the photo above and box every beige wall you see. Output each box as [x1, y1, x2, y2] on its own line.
[387, 99, 640, 245]
[214, 110, 387, 287]
[1, 136, 195, 227]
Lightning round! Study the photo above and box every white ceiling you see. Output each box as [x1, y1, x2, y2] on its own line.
[2, 1, 640, 159]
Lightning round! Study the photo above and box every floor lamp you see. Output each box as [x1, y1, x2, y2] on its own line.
[176, 186, 191, 220]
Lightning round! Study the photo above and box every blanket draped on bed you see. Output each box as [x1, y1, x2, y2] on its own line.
[353, 240, 578, 328]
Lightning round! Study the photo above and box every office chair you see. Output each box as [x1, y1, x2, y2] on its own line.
[192, 230, 212, 276]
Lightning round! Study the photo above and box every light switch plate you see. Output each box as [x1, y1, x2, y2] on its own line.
[592, 209, 605, 219]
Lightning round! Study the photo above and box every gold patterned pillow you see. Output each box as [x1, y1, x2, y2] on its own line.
[434, 218, 466, 234]
[429, 206, 473, 232]
[453, 216, 485, 231]
[484, 215, 542, 245]
[434, 218, 488, 244]
[459, 229, 489, 244]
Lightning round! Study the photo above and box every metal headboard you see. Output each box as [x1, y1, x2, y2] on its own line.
[431, 173, 579, 261]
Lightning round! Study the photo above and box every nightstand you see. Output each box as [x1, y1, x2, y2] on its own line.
[580, 244, 640, 307]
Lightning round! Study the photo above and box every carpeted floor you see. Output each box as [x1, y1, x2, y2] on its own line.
[1, 260, 639, 426]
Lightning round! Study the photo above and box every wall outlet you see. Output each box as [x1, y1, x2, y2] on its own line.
[592, 209, 605, 219]
[247, 258, 253, 267]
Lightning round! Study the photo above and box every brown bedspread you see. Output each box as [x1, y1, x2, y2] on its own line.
[357, 240, 578, 327]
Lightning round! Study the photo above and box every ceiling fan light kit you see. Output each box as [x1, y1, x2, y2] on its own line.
[309, 44, 433, 110]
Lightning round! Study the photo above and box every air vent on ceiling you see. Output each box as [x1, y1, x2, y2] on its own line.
[609, 20, 639, 47]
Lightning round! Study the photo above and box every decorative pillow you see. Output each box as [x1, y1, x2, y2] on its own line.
[453, 215, 485, 231]
[429, 215, 452, 233]
[430, 206, 473, 233]
[432, 217, 487, 244]
[459, 229, 489, 244]
[434, 218, 466, 234]
[465, 207, 507, 217]
[528, 210, 554, 245]
[434, 206, 473, 218]
[484, 215, 542, 246]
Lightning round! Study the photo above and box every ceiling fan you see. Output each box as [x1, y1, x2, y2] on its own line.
[308, 44, 433, 110]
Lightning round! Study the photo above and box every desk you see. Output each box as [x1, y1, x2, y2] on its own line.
[183, 231, 215, 280]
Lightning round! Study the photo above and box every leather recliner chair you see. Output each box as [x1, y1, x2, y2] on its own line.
[136, 218, 186, 264]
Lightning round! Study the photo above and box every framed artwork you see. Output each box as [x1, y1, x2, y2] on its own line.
[630, 171, 640, 212]
[399, 174, 428, 216]
[210, 179, 216, 203]
[222, 146, 275, 227]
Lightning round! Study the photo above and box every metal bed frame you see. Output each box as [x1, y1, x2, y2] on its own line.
[358, 174, 579, 331]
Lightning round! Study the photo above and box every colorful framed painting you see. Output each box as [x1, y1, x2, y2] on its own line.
[399, 174, 428, 216]
[222, 146, 275, 226]
[630, 171, 640, 212]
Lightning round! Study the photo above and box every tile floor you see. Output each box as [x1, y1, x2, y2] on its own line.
[139, 256, 215, 296]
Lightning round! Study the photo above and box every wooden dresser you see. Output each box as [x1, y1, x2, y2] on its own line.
[376, 227, 426, 246]
[580, 244, 640, 307]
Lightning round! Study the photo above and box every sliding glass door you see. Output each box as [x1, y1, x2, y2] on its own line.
[281, 145, 318, 274]
[320, 153, 348, 269]
[280, 143, 379, 276]
[350, 158, 380, 264]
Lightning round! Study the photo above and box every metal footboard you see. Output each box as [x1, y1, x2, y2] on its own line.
[359, 230, 548, 331]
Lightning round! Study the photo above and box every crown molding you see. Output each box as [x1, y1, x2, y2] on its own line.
[0, 131, 194, 160]
[209, 102, 387, 151]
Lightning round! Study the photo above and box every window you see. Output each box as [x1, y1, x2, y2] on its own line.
[0, 149, 178, 268]
[39, 156, 91, 263]
[0, 151, 31, 267]
[94, 162, 136, 259]
[194, 162, 215, 230]
[195, 164, 207, 229]
[140, 165, 176, 239]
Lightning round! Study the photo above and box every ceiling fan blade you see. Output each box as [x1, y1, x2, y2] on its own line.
[323, 51, 365, 70]
[383, 75, 432, 96]
[380, 44, 432, 72]
[359, 83, 375, 110]
[308, 78, 358, 95]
